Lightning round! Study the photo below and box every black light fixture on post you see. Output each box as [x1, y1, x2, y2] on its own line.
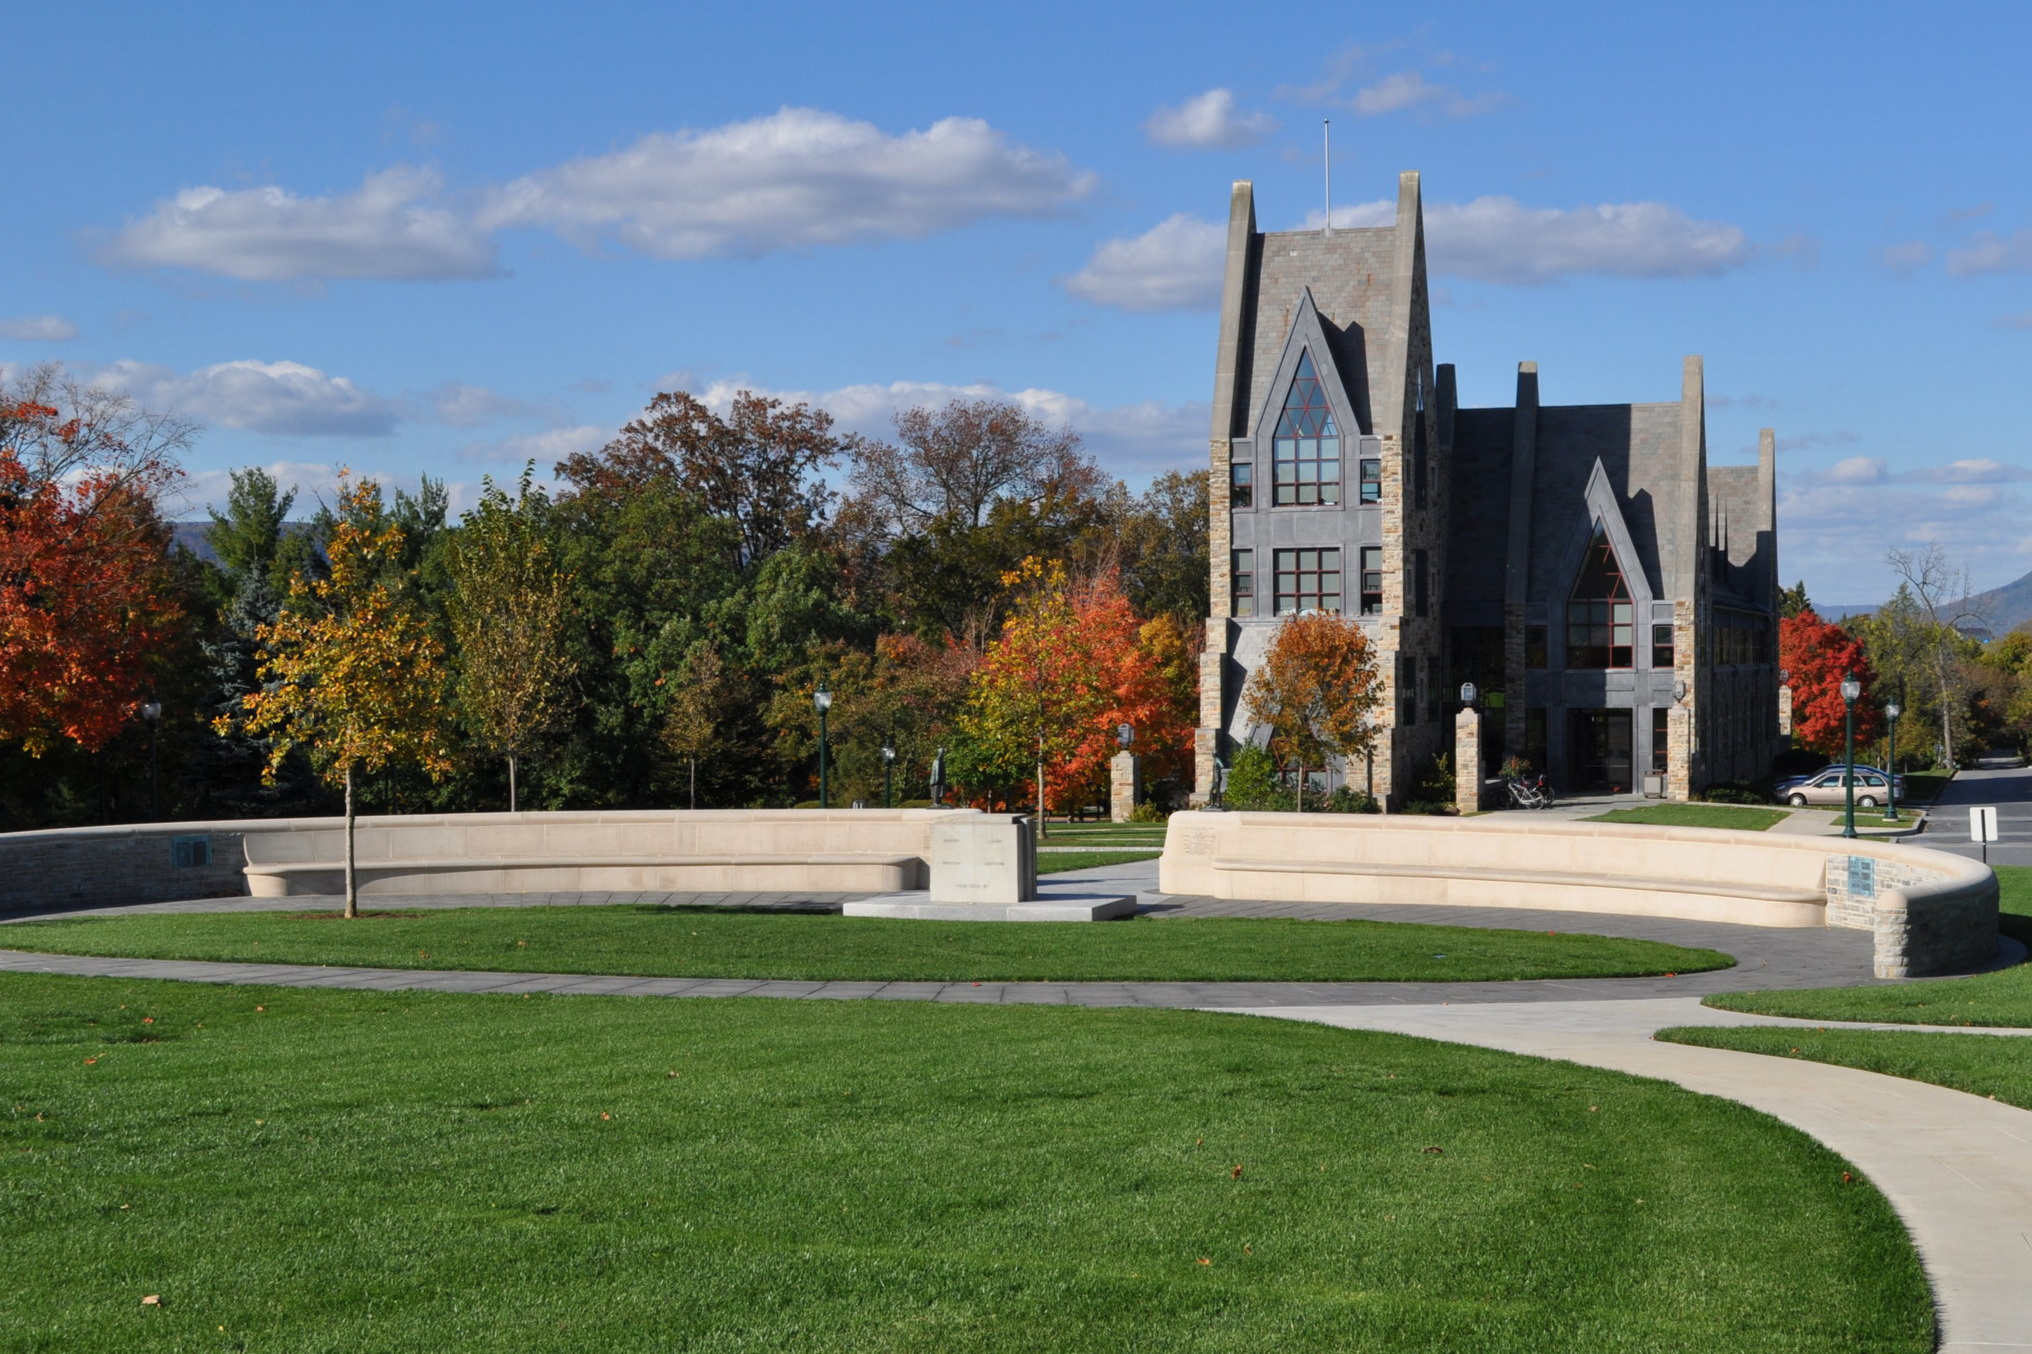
[1459, 681, 1477, 708]
[1883, 695, 1902, 824]
[141, 698, 162, 820]
[881, 736, 896, 809]
[813, 685, 833, 809]
[1839, 671, 1862, 839]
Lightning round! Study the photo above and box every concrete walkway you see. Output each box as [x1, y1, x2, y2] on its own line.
[1241, 998, 2032, 1354]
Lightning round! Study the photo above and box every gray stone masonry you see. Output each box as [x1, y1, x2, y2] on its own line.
[1109, 752, 1142, 822]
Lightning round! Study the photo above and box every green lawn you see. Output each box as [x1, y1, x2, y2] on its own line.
[0, 974, 1929, 1352]
[0, 906, 1731, 984]
[1037, 848, 1161, 873]
[1703, 865, 2032, 1026]
[1654, 1024, 2032, 1111]
[1584, 804, 1788, 832]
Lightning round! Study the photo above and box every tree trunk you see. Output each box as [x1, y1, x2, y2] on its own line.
[344, 764, 358, 920]
[1938, 654, 1956, 768]
[1035, 756, 1047, 840]
[689, 756, 697, 811]
[1295, 764, 1305, 812]
[508, 752, 519, 814]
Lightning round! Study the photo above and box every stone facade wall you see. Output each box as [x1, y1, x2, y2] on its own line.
[1823, 849, 2000, 977]
[0, 822, 252, 912]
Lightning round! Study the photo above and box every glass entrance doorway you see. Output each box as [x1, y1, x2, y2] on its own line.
[1568, 709, 1633, 794]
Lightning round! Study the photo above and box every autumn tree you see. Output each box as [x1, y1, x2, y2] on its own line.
[444, 470, 579, 811]
[1779, 609, 1882, 758]
[959, 559, 1178, 826]
[562, 390, 848, 569]
[225, 476, 453, 917]
[0, 368, 194, 757]
[1243, 612, 1385, 809]
[663, 639, 729, 809]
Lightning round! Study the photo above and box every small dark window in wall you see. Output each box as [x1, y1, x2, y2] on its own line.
[1271, 352, 1342, 506]
[1413, 549, 1429, 618]
[1412, 374, 1429, 511]
[1359, 547, 1384, 615]
[171, 835, 212, 869]
[1359, 457, 1382, 504]
[1230, 461, 1253, 509]
[1398, 654, 1415, 727]
[1231, 549, 1254, 617]
[1652, 624, 1674, 669]
[1566, 525, 1634, 668]
[1525, 626, 1548, 669]
[1652, 707, 1670, 774]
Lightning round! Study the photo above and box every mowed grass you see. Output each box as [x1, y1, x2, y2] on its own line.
[0, 907, 1731, 984]
[1584, 804, 1788, 832]
[0, 973, 1929, 1353]
[1704, 865, 2032, 1026]
[1654, 1025, 2032, 1111]
[1036, 849, 1161, 872]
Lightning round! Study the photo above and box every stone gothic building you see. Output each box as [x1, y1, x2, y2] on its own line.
[1197, 172, 1781, 806]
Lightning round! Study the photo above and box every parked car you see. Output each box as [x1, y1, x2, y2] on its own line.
[1774, 768, 1898, 808]
[1774, 763, 1904, 794]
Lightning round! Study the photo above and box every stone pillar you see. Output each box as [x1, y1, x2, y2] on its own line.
[1110, 751, 1142, 822]
[1777, 684, 1793, 741]
[1454, 708, 1482, 814]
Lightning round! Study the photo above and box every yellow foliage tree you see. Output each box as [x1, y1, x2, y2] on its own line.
[221, 475, 453, 916]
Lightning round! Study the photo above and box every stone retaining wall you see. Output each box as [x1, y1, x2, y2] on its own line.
[1162, 810, 2000, 978]
[0, 821, 252, 912]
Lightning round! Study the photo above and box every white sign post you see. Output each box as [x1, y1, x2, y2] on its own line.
[1970, 806, 2001, 863]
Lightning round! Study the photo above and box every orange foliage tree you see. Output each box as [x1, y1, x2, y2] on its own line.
[1243, 612, 1385, 808]
[1780, 609, 1883, 757]
[0, 383, 189, 757]
[961, 558, 1186, 824]
[223, 476, 453, 917]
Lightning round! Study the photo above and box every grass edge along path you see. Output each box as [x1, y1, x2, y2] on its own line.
[0, 906, 1733, 985]
[1654, 1024, 2032, 1114]
[1584, 804, 1788, 832]
[0, 973, 1930, 1352]
[1702, 864, 2032, 1027]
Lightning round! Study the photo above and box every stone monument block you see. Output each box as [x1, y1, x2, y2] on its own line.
[928, 815, 1037, 904]
[1109, 751, 1142, 823]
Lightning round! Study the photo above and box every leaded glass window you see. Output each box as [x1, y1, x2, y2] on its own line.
[1271, 351, 1341, 506]
[1566, 525, 1633, 668]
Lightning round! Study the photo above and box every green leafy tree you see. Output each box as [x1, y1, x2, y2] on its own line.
[663, 640, 729, 809]
[444, 470, 580, 811]
[1778, 580, 1812, 620]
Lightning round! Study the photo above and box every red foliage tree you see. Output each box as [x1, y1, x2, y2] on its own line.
[0, 420, 183, 755]
[1780, 609, 1883, 757]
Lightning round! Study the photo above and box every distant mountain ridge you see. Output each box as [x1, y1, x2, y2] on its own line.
[1961, 568, 2032, 636]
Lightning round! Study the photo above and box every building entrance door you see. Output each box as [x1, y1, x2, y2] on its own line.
[1569, 709, 1633, 794]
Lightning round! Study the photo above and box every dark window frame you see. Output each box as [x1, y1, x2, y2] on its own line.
[1273, 547, 1343, 615]
[1271, 351, 1342, 507]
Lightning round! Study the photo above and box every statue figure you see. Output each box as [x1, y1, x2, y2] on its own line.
[929, 747, 947, 806]
[1209, 756, 1229, 811]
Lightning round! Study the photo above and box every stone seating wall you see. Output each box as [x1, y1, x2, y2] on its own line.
[1160, 810, 1999, 978]
[0, 809, 965, 912]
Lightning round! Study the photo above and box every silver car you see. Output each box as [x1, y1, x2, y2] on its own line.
[1778, 768, 1893, 809]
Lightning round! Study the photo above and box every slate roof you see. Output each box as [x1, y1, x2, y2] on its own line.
[1235, 226, 1399, 438]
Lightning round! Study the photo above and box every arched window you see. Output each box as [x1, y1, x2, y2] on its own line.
[1271, 351, 1340, 505]
[1566, 525, 1633, 668]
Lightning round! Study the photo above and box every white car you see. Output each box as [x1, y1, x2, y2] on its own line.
[1779, 769, 1892, 809]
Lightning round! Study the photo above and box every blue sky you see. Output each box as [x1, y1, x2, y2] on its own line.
[4, 0, 2030, 603]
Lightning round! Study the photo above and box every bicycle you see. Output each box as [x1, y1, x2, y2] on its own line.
[1505, 774, 1558, 810]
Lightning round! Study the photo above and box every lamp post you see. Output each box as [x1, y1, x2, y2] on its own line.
[881, 737, 896, 809]
[140, 699, 162, 820]
[1840, 671, 1862, 839]
[813, 685, 832, 809]
[1459, 681, 1477, 708]
[1884, 698, 1902, 823]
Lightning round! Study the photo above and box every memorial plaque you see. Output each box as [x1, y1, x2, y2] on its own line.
[1845, 854, 1876, 901]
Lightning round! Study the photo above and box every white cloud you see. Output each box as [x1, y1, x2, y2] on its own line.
[480, 107, 1093, 260]
[1903, 458, 2032, 484]
[1823, 456, 1886, 484]
[0, 314, 78, 341]
[100, 167, 497, 282]
[1419, 197, 1751, 284]
[1947, 228, 2032, 276]
[101, 359, 400, 436]
[424, 382, 555, 428]
[1996, 311, 2032, 330]
[1144, 89, 1277, 150]
[1879, 240, 1933, 274]
[1353, 71, 1445, 115]
[695, 376, 1206, 477]
[457, 424, 609, 466]
[1060, 213, 1227, 311]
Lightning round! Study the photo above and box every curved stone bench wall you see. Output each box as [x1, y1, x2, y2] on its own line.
[0, 809, 967, 912]
[1160, 811, 1998, 978]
